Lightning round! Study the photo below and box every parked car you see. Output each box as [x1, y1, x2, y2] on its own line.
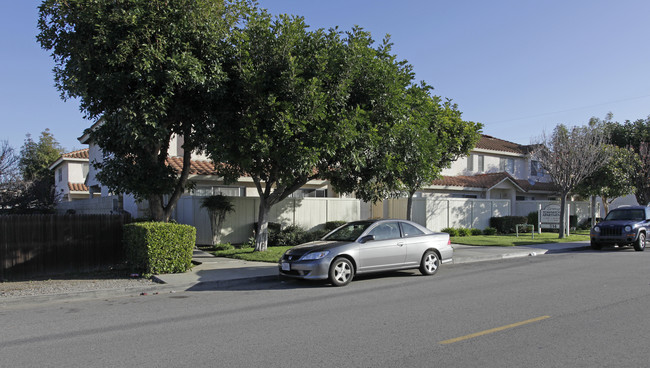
[278, 219, 452, 286]
[590, 206, 650, 251]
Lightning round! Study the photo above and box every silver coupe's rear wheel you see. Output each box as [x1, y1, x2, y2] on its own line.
[419, 250, 440, 276]
[328, 257, 353, 286]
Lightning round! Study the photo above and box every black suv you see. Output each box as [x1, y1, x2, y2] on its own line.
[590, 206, 650, 251]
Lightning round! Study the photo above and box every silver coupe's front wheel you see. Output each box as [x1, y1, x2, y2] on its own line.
[329, 257, 353, 286]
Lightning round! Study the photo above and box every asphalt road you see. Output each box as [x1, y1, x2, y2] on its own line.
[2, 248, 649, 367]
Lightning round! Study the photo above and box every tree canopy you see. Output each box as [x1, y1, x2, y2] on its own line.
[201, 11, 480, 250]
[37, 0, 254, 221]
[384, 84, 481, 220]
[575, 145, 637, 214]
[605, 117, 650, 205]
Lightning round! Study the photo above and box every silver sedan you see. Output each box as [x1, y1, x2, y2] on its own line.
[278, 219, 452, 286]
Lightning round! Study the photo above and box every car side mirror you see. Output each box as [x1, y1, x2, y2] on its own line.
[359, 235, 375, 243]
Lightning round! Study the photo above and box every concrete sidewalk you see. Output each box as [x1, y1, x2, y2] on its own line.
[0, 242, 590, 308]
[153, 241, 591, 290]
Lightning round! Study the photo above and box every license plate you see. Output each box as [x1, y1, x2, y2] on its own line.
[281, 262, 290, 271]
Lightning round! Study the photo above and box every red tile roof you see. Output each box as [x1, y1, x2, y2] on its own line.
[62, 148, 89, 159]
[430, 172, 558, 193]
[166, 157, 220, 176]
[476, 135, 531, 155]
[431, 172, 517, 189]
[68, 183, 89, 192]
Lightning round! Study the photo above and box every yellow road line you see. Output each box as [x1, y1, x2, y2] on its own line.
[440, 315, 551, 345]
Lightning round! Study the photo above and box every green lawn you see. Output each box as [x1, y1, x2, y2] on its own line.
[205, 246, 292, 263]
[200, 230, 591, 262]
[451, 230, 590, 247]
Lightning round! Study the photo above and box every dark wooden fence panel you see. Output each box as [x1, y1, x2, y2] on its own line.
[0, 214, 130, 280]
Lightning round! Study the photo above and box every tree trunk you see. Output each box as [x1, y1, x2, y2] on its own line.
[558, 192, 568, 239]
[208, 211, 219, 245]
[149, 195, 165, 222]
[601, 196, 610, 216]
[590, 195, 597, 229]
[255, 198, 270, 252]
[406, 190, 416, 221]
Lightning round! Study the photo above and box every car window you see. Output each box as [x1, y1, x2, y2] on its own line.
[323, 222, 372, 241]
[367, 222, 401, 241]
[400, 222, 425, 237]
[605, 209, 645, 221]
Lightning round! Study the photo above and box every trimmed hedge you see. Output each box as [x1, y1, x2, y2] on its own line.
[124, 222, 196, 276]
[489, 216, 528, 234]
[441, 227, 459, 237]
[483, 227, 497, 235]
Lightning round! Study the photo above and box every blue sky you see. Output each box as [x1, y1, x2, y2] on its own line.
[2, 0, 649, 152]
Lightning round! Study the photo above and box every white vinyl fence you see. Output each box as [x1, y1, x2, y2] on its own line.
[173, 196, 361, 245]
[56, 195, 592, 245]
[382, 198, 511, 231]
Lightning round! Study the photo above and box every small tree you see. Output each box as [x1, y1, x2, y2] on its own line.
[200, 195, 234, 246]
[18, 129, 63, 182]
[532, 123, 610, 238]
[389, 84, 481, 220]
[8, 130, 65, 212]
[575, 145, 637, 216]
[607, 117, 650, 205]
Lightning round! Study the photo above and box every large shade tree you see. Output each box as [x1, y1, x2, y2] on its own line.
[37, 0, 253, 221]
[532, 123, 610, 238]
[201, 12, 415, 251]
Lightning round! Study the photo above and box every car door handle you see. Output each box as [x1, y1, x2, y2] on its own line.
[397, 242, 404, 247]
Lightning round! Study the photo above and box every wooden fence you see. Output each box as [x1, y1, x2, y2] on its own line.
[0, 214, 130, 280]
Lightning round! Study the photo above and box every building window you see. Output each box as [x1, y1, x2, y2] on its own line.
[57, 168, 63, 182]
[290, 188, 328, 198]
[531, 160, 544, 176]
[194, 186, 245, 197]
[467, 154, 474, 171]
[499, 157, 514, 174]
[516, 196, 526, 201]
[478, 155, 484, 172]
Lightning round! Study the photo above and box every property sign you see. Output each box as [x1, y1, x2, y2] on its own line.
[539, 204, 561, 229]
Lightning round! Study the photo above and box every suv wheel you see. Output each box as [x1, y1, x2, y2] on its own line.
[633, 232, 646, 252]
[590, 240, 602, 250]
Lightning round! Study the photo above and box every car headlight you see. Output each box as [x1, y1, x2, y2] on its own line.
[301, 251, 330, 260]
[624, 225, 632, 232]
[593, 226, 600, 233]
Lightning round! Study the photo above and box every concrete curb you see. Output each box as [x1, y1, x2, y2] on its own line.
[2, 243, 591, 308]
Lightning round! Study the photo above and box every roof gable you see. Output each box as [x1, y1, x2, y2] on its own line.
[476, 135, 532, 155]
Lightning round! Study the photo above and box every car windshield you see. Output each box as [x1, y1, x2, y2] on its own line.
[604, 209, 645, 221]
[323, 222, 373, 241]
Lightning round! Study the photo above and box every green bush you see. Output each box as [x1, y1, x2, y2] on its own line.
[324, 221, 347, 231]
[441, 227, 459, 237]
[271, 225, 314, 247]
[213, 243, 234, 251]
[124, 222, 196, 276]
[489, 216, 528, 234]
[527, 211, 538, 227]
[483, 227, 497, 235]
[457, 228, 471, 237]
[470, 228, 483, 236]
